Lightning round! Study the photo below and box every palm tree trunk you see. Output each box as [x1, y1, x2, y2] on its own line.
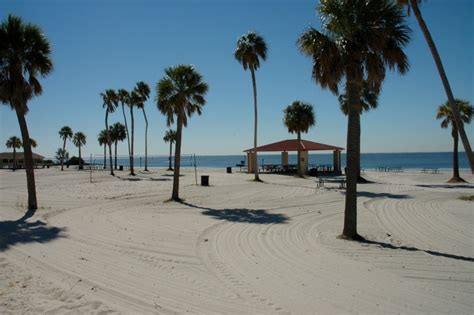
[250, 68, 260, 181]
[105, 111, 114, 176]
[342, 79, 362, 240]
[13, 147, 16, 171]
[142, 108, 149, 171]
[168, 141, 173, 171]
[172, 116, 183, 201]
[297, 131, 302, 177]
[129, 106, 135, 175]
[410, 0, 474, 174]
[79, 145, 82, 168]
[61, 138, 66, 171]
[103, 144, 106, 169]
[122, 103, 131, 170]
[15, 109, 37, 210]
[114, 140, 118, 170]
[449, 126, 463, 182]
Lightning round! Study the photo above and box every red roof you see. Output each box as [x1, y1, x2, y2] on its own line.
[244, 139, 343, 152]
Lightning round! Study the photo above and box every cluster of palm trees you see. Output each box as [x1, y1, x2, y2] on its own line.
[57, 126, 87, 169]
[1, 0, 472, 243]
[5, 136, 37, 170]
[97, 123, 127, 170]
[101, 82, 151, 176]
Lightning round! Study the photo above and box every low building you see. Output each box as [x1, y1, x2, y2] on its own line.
[0, 152, 45, 169]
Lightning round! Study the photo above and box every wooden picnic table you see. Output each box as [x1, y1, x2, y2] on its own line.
[421, 168, 440, 174]
[317, 176, 346, 189]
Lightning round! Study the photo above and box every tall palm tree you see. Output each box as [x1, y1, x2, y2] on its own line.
[110, 122, 126, 170]
[72, 132, 86, 169]
[397, 0, 474, 174]
[298, 0, 410, 240]
[235, 31, 267, 181]
[283, 101, 315, 177]
[163, 129, 177, 171]
[128, 91, 141, 175]
[59, 126, 73, 171]
[6, 136, 22, 170]
[436, 99, 473, 183]
[0, 15, 53, 210]
[133, 81, 151, 171]
[118, 89, 131, 172]
[101, 89, 118, 176]
[98, 129, 108, 169]
[156, 65, 209, 201]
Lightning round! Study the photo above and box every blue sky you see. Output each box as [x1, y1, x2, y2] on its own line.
[1, 0, 473, 158]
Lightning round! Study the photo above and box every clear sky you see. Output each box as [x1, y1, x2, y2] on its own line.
[1, 0, 473, 158]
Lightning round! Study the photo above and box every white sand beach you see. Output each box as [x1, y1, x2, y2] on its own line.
[0, 168, 473, 314]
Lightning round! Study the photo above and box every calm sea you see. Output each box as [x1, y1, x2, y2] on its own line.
[90, 152, 469, 171]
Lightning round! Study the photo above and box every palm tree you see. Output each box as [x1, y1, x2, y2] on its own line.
[101, 89, 118, 176]
[0, 15, 53, 210]
[98, 129, 108, 169]
[72, 132, 86, 169]
[156, 65, 209, 201]
[128, 91, 141, 175]
[29, 138, 37, 148]
[59, 126, 73, 171]
[283, 101, 315, 177]
[6, 136, 22, 170]
[133, 81, 151, 171]
[55, 148, 68, 165]
[235, 31, 267, 181]
[110, 122, 126, 170]
[397, 0, 474, 174]
[118, 89, 131, 172]
[163, 129, 177, 171]
[339, 81, 379, 183]
[298, 0, 410, 240]
[339, 81, 378, 116]
[436, 99, 473, 183]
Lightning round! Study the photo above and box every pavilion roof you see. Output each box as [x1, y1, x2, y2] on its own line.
[244, 139, 343, 153]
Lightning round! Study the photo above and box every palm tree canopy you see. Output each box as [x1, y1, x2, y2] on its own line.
[59, 126, 73, 140]
[118, 89, 130, 105]
[163, 129, 177, 143]
[339, 81, 379, 115]
[436, 99, 473, 129]
[234, 31, 267, 71]
[29, 138, 37, 148]
[133, 81, 150, 109]
[0, 15, 53, 114]
[297, 0, 410, 95]
[156, 65, 209, 127]
[6, 136, 22, 149]
[110, 122, 126, 142]
[97, 129, 108, 145]
[73, 132, 86, 147]
[101, 89, 118, 113]
[283, 101, 316, 134]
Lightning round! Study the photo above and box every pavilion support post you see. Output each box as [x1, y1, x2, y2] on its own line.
[247, 152, 256, 174]
[281, 151, 288, 167]
[333, 150, 341, 174]
[300, 150, 309, 175]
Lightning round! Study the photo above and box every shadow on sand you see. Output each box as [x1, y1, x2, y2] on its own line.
[416, 184, 473, 189]
[180, 201, 289, 224]
[0, 209, 65, 252]
[356, 191, 412, 199]
[361, 238, 474, 263]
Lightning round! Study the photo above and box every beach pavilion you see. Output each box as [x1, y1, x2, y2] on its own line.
[244, 139, 344, 175]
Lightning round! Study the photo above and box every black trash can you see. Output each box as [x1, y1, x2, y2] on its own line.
[226, 167, 232, 174]
[119, 165, 123, 171]
[201, 175, 209, 186]
[79, 165, 84, 170]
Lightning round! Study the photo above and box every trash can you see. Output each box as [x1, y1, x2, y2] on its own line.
[201, 175, 209, 186]
[226, 167, 232, 174]
[79, 165, 84, 170]
[119, 165, 123, 171]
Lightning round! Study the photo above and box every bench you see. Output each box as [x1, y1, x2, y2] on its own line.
[421, 168, 439, 174]
[317, 177, 346, 189]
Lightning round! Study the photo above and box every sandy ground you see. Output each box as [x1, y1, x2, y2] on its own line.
[0, 167, 473, 314]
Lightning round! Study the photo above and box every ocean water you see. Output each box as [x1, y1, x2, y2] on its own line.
[90, 152, 469, 171]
